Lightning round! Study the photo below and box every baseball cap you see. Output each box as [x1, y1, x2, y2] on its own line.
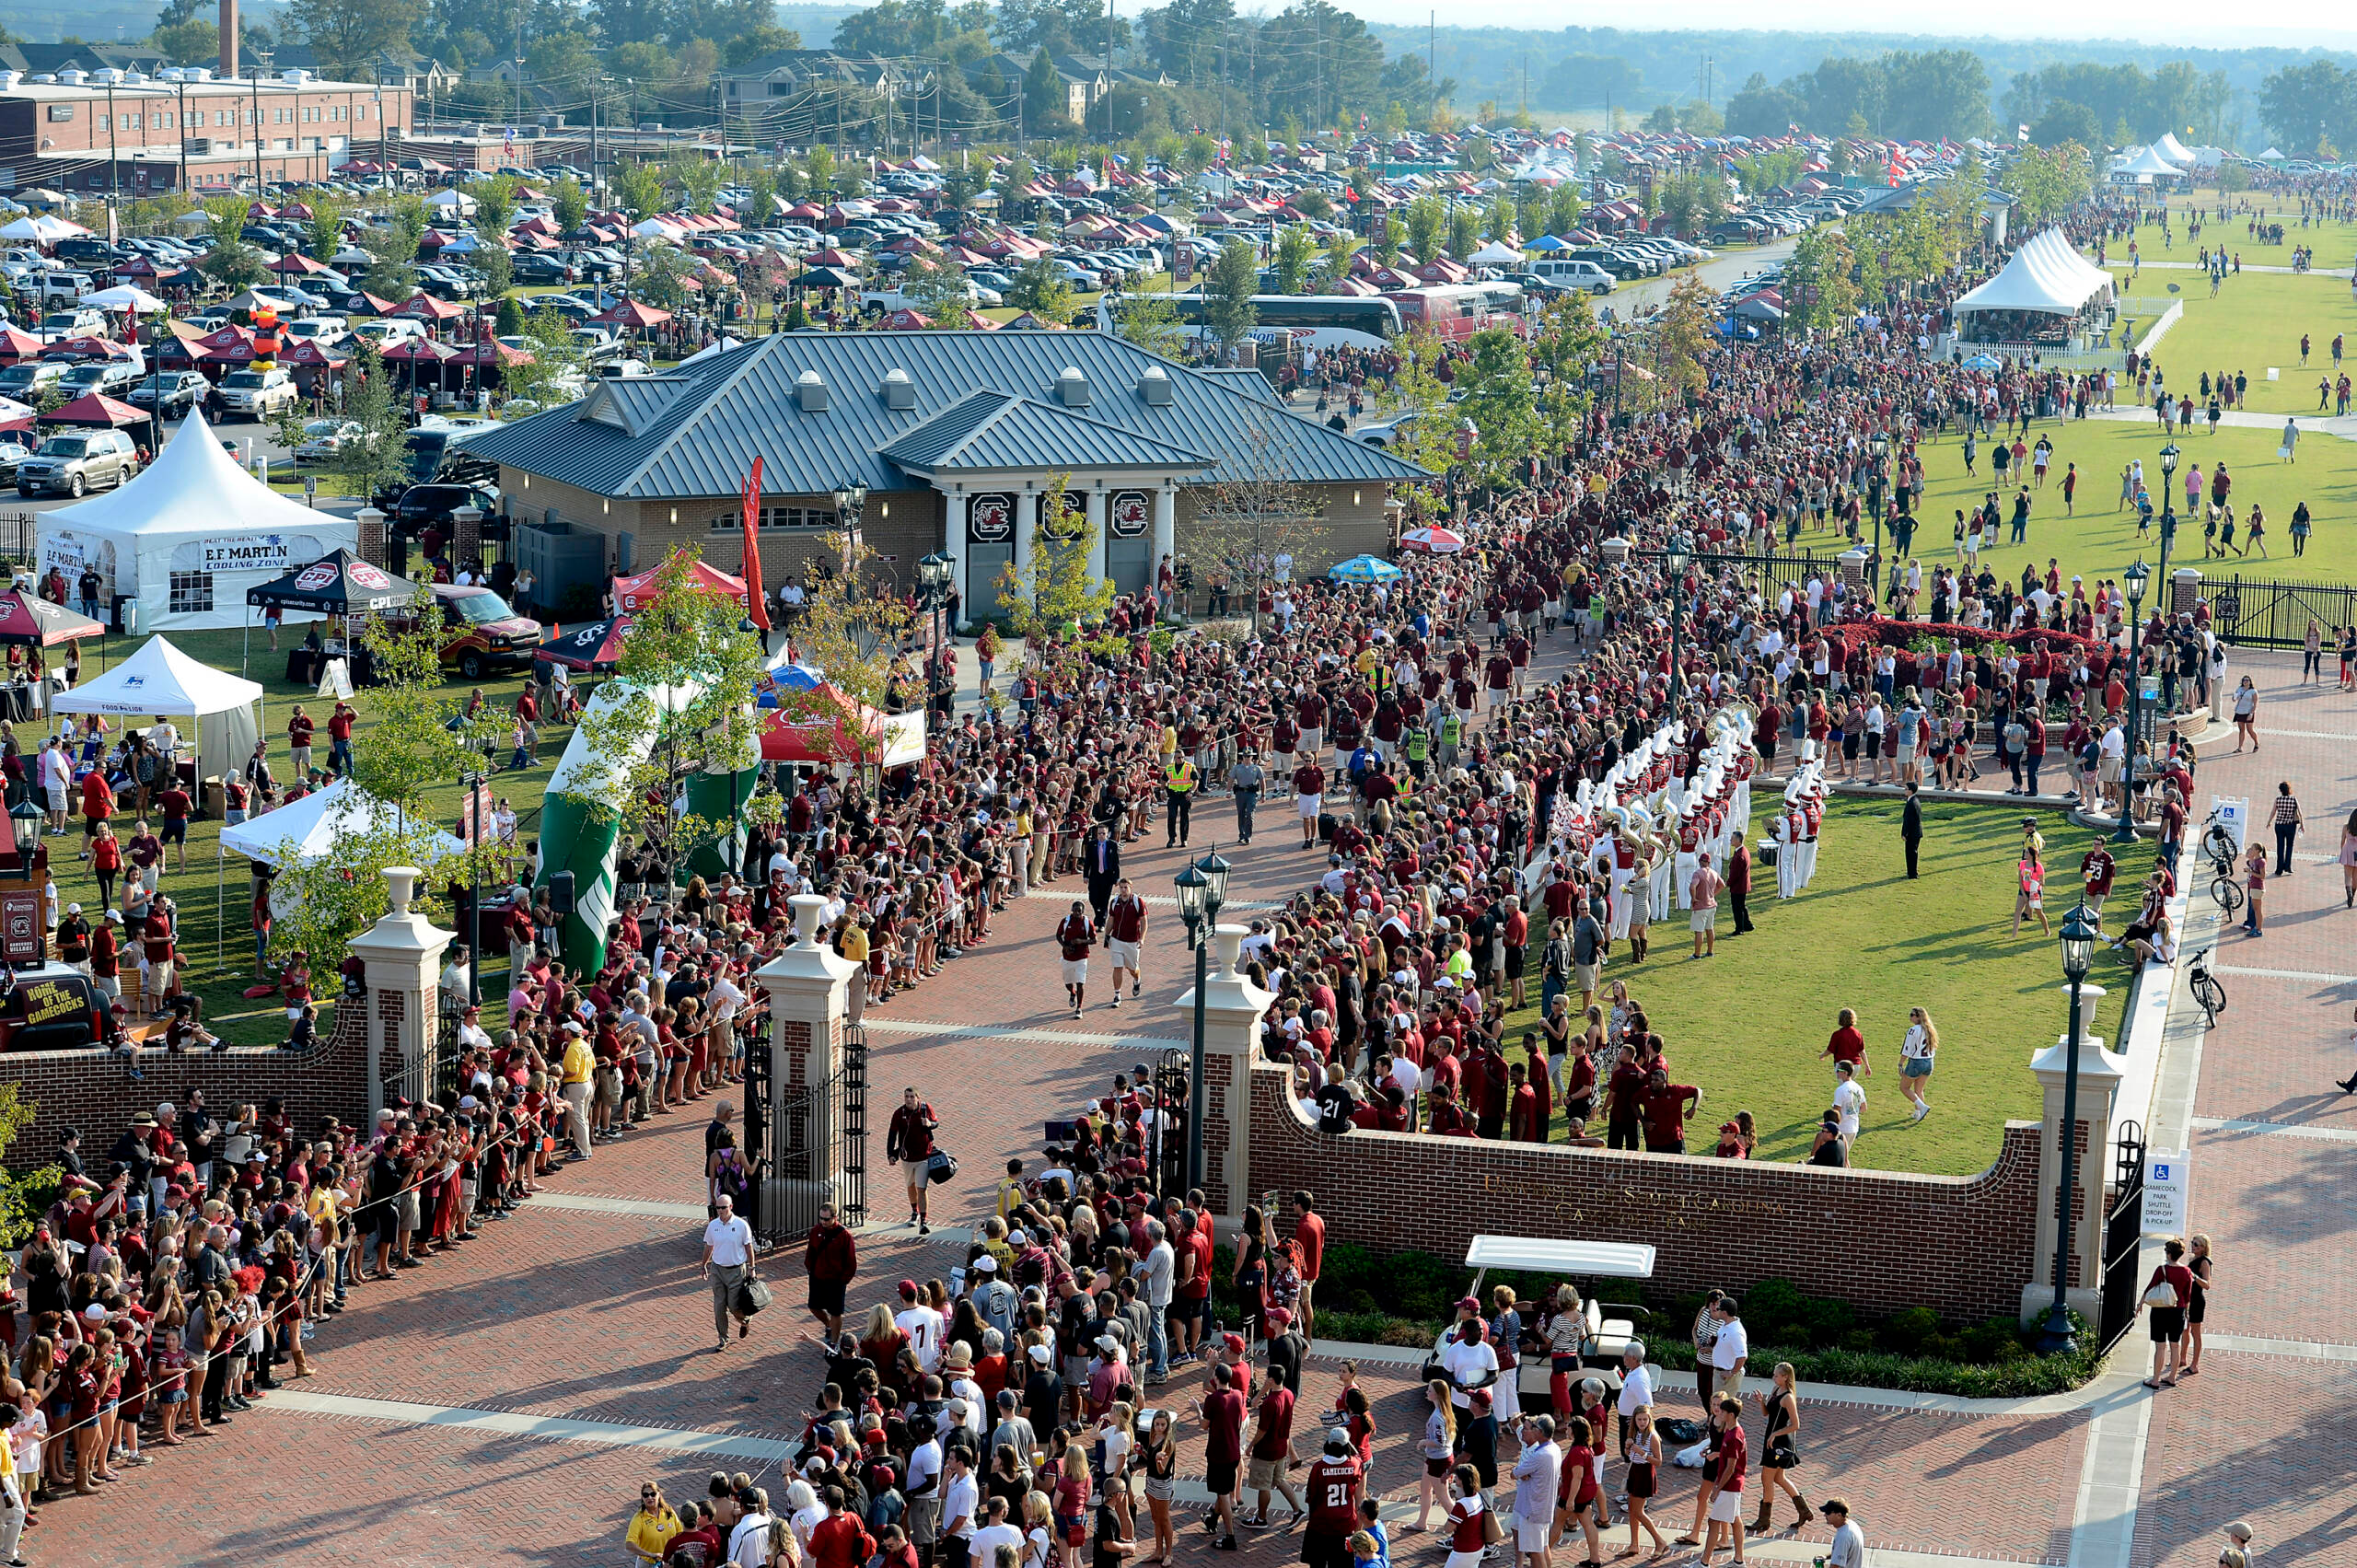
[1028, 1342, 1053, 1364]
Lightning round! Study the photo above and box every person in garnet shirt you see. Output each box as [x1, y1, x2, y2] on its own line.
[1294, 759, 1326, 850]
[1640, 1069, 1701, 1155]
[1699, 1396, 1747, 1561]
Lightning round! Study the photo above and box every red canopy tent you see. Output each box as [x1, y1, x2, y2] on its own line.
[612, 555, 747, 614]
[761, 684, 905, 765]
[43, 392, 148, 428]
[0, 589, 103, 646]
[595, 298, 673, 331]
[0, 328, 46, 364]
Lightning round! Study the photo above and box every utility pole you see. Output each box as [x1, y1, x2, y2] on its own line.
[1429, 11, 1435, 128]
[106, 79, 119, 202]
[176, 76, 188, 196]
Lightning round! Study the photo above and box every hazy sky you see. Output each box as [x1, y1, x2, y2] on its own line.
[1334, 0, 2357, 49]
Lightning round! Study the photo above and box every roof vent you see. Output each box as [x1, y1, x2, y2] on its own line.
[0, 72, 20, 90]
[1056, 366, 1090, 408]
[282, 69, 311, 85]
[879, 366, 915, 410]
[90, 69, 122, 86]
[795, 368, 830, 412]
[186, 67, 211, 81]
[55, 69, 86, 86]
[1137, 366, 1173, 406]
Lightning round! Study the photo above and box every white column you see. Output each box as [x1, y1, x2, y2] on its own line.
[749, 893, 862, 1225]
[1175, 923, 1277, 1234]
[2021, 994, 2123, 1326]
[344, 867, 454, 1121]
[1012, 486, 1038, 606]
[946, 485, 973, 614]
[1152, 483, 1177, 582]
[1085, 484, 1109, 589]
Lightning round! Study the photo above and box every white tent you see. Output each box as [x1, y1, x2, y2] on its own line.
[82, 285, 168, 313]
[2258, 146, 2287, 162]
[0, 213, 82, 243]
[1468, 240, 1524, 265]
[38, 410, 356, 632]
[220, 779, 466, 867]
[2153, 132, 2196, 166]
[424, 188, 477, 216]
[51, 634, 262, 789]
[1950, 227, 2114, 322]
[2109, 145, 2185, 183]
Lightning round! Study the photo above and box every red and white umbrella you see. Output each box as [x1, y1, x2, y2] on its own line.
[1399, 526, 1467, 554]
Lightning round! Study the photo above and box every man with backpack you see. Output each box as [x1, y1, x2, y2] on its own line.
[1054, 900, 1096, 1019]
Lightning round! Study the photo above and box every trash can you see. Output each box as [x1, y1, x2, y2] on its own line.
[110, 594, 137, 634]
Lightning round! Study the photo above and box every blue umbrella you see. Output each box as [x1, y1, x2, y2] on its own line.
[1329, 553, 1404, 583]
[1962, 353, 2002, 370]
[759, 662, 829, 706]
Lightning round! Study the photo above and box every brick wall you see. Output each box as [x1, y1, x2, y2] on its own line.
[1245, 1061, 2044, 1323]
[1, 997, 371, 1169]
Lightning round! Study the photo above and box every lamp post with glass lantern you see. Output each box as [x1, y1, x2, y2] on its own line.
[2038, 900, 2100, 1354]
[2155, 440, 2181, 582]
[1662, 538, 1691, 706]
[1173, 848, 1229, 1191]
[1867, 429, 1889, 575]
[916, 551, 956, 718]
[2114, 560, 2151, 842]
[831, 479, 868, 576]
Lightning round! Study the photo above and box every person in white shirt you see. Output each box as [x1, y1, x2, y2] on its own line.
[1832, 1061, 1866, 1144]
[700, 1195, 758, 1353]
[1707, 1299, 1748, 1404]
[1614, 1341, 1655, 1449]
[897, 1281, 946, 1373]
[939, 1444, 981, 1559]
[970, 1495, 1026, 1568]
[726, 1487, 776, 1568]
[904, 1431, 945, 1553]
[1822, 1497, 1865, 1568]
[1440, 1318, 1500, 1411]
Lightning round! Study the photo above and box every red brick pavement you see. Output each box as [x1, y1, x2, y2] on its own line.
[2131, 1356, 2357, 1568]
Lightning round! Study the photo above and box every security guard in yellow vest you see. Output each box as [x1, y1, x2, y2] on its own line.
[1164, 756, 1197, 849]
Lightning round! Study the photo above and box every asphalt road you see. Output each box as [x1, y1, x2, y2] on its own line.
[1602, 232, 1802, 317]
[6, 410, 332, 528]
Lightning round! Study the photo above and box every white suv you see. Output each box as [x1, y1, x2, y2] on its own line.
[217, 366, 299, 416]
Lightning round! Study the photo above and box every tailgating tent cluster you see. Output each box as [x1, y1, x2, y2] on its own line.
[52, 634, 261, 796]
[1949, 228, 2115, 342]
[36, 411, 357, 632]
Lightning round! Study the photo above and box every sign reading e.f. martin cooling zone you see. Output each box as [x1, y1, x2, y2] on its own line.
[201, 535, 297, 573]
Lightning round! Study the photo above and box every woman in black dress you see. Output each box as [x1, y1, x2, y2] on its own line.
[1229, 1202, 1271, 1344]
[1754, 1362, 1812, 1532]
[2183, 1233, 2215, 1376]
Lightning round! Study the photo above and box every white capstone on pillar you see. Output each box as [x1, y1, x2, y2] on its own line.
[1085, 485, 1109, 588]
[2023, 987, 2123, 1327]
[1176, 923, 1275, 1235]
[749, 892, 862, 1225]
[344, 866, 454, 1120]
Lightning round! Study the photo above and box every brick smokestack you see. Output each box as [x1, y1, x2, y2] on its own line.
[219, 0, 238, 79]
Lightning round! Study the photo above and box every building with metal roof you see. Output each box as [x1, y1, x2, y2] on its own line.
[462, 330, 1427, 622]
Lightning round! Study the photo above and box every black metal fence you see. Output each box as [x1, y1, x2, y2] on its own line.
[0, 512, 34, 567]
[747, 1026, 868, 1245]
[2202, 572, 2357, 650]
[2098, 1119, 2150, 1352]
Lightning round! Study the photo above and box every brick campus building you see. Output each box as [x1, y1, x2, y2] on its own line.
[459, 331, 1428, 624]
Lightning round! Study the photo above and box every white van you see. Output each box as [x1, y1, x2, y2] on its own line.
[349, 317, 425, 348]
[1530, 258, 1616, 296]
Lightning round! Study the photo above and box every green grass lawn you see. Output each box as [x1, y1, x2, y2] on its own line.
[2146, 195, 2357, 273]
[64, 623, 566, 1047]
[2130, 271, 2357, 419]
[1504, 796, 2152, 1177]
[1885, 418, 2357, 587]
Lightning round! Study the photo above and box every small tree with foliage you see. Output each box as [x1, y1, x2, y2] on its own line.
[1189, 418, 1333, 632]
[1204, 239, 1261, 360]
[1272, 225, 1318, 295]
[1113, 288, 1185, 358]
[331, 343, 409, 500]
[995, 474, 1114, 639]
[198, 225, 268, 293]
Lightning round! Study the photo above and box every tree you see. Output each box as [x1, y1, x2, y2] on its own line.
[1724, 72, 1804, 140]
[995, 475, 1113, 639]
[1452, 327, 1540, 487]
[1446, 205, 1480, 263]
[784, 546, 921, 745]
[150, 17, 218, 61]
[634, 244, 691, 313]
[284, 0, 424, 77]
[611, 158, 665, 217]
[901, 256, 971, 319]
[332, 343, 409, 500]
[1006, 258, 1075, 320]
[0, 1083, 52, 1246]
[1650, 273, 1717, 403]
[1271, 225, 1317, 295]
[1024, 48, 1075, 134]
[551, 177, 589, 234]
[1528, 291, 1602, 459]
[722, 23, 802, 64]
[1293, 188, 1334, 224]
[197, 226, 268, 293]
[1369, 215, 1403, 268]
[1782, 226, 1859, 333]
[1187, 418, 1329, 633]
[1403, 195, 1446, 263]
[305, 202, 348, 268]
[1203, 239, 1260, 360]
[1546, 185, 1584, 237]
[2030, 100, 2103, 151]
[502, 304, 588, 408]
[1113, 288, 1185, 358]
[1377, 331, 1460, 478]
[669, 152, 726, 215]
[2004, 142, 2094, 226]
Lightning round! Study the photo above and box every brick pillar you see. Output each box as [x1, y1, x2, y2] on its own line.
[344, 866, 454, 1121]
[749, 892, 859, 1225]
[453, 505, 482, 578]
[2022, 988, 2123, 1326]
[1177, 923, 1274, 1235]
[356, 506, 389, 569]
[2170, 567, 2200, 617]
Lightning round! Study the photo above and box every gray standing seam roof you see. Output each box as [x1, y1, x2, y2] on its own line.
[878, 388, 1214, 473]
[457, 331, 1429, 500]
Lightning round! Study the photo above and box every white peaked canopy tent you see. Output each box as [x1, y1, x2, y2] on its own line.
[1469, 240, 1525, 265]
[36, 410, 356, 632]
[51, 634, 264, 787]
[2110, 145, 2185, 182]
[1950, 228, 2114, 326]
[220, 779, 467, 866]
[2153, 132, 2196, 166]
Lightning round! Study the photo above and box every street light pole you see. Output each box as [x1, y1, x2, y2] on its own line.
[2155, 439, 2180, 587]
[1172, 849, 1228, 1192]
[2038, 900, 2098, 1354]
[1662, 539, 1690, 707]
[2114, 560, 2150, 843]
[459, 768, 484, 1007]
[917, 551, 956, 718]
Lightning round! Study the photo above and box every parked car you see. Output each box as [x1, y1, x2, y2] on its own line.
[295, 419, 366, 462]
[126, 370, 212, 416]
[0, 361, 66, 400]
[511, 252, 576, 285]
[215, 366, 301, 417]
[429, 582, 540, 679]
[36, 307, 104, 338]
[15, 429, 140, 496]
[58, 361, 144, 398]
[0, 436, 32, 483]
[0, 964, 113, 1052]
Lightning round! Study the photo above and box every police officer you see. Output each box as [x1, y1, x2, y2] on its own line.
[1229, 751, 1264, 845]
[1164, 754, 1197, 848]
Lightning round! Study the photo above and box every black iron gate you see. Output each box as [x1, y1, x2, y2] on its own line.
[2098, 1119, 2149, 1351]
[2202, 572, 2357, 650]
[745, 1026, 868, 1246]
[1149, 1048, 1190, 1199]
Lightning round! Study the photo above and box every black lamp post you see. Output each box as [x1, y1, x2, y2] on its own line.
[2038, 900, 2099, 1354]
[1173, 847, 1229, 1191]
[1661, 538, 1690, 706]
[1867, 429, 1889, 571]
[8, 796, 40, 876]
[2155, 440, 2180, 579]
[917, 550, 956, 717]
[458, 769, 486, 1006]
[831, 478, 869, 575]
[2114, 559, 2150, 843]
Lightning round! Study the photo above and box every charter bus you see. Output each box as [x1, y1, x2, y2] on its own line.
[1097, 292, 1403, 351]
[1382, 283, 1529, 341]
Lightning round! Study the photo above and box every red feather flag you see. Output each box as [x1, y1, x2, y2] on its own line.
[741, 457, 771, 631]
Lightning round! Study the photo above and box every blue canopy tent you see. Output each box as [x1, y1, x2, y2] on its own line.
[1329, 553, 1405, 583]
